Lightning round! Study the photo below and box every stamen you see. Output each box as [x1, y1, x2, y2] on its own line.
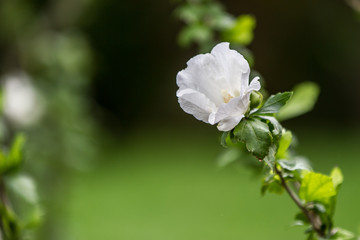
[221, 90, 233, 103]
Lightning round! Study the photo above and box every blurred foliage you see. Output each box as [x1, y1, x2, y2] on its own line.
[0, 0, 99, 239]
[277, 82, 320, 121]
[175, 0, 256, 62]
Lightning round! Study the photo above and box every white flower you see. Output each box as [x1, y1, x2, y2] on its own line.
[176, 42, 261, 131]
[2, 72, 45, 127]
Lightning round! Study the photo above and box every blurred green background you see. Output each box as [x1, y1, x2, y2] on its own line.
[0, 0, 360, 239]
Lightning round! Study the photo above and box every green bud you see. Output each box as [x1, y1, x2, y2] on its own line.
[250, 91, 263, 109]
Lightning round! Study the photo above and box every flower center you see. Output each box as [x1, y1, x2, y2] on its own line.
[221, 90, 234, 103]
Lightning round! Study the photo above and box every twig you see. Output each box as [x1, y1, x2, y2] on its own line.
[274, 166, 325, 238]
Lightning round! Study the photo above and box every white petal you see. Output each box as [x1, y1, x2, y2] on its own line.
[246, 77, 261, 93]
[217, 115, 244, 131]
[211, 95, 249, 124]
[176, 42, 251, 106]
[211, 42, 250, 97]
[177, 88, 217, 123]
[176, 54, 225, 106]
[175, 42, 260, 131]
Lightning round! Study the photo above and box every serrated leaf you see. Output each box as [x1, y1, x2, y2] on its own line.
[330, 167, 343, 190]
[253, 92, 293, 115]
[233, 118, 272, 159]
[256, 115, 282, 136]
[263, 144, 276, 170]
[299, 172, 336, 203]
[278, 157, 312, 172]
[276, 131, 292, 158]
[277, 82, 320, 121]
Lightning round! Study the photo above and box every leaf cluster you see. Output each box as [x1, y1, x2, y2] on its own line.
[0, 133, 42, 240]
[220, 89, 355, 239]
[175, 0, 256, 55]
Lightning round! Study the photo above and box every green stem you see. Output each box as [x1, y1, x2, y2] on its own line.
[275, 166, 325, 238]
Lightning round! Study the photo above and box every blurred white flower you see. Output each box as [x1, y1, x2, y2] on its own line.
[176, 42, 260, 131]
[2, 72, 44, 127]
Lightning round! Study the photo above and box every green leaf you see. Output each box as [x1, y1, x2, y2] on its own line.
[330, 227, 355, 240]
[299, 172, 336, 203]
[233, 118, 272, 159]
[256, 115, 282, 136]
[253, 92, 293, 115]
[293, 212, 310, 226]
[277, 82, 320, 121]
[220, 131, 237, 148]
[278, 157, 312, 172]
[261, 173, 283, 195]
[222, 15, 256, 46]
[220, 132, 229, 148]
[330, 167, 343, 191]
[6, 174, 43, 229]
[175, 4, 203, 24]
[9, 133, 26, 166]
[0, 204, 20, 239]
[0, 133, 26, 174]
[7, 175, 38, 204]
[276, 131, 292, 158]
[178, 23, 213, 47]
[263, 144, 276, 170]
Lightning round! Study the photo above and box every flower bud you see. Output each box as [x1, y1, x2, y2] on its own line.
[250, 91, 263, 109]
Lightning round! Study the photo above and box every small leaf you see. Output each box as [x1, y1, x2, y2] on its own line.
[233, 118, 272, 159]
[175, 4, 202, 24]
[277, 82, 320, 121]
[330, 227, 355, 240]
[220, 131, 237, 148]
[0, 133, 26, 174]
[293, 212, 310, 226]
[253, 92, 293, 115]
[278, 157, 312, 172]
[261, 173, 283, 195]
[263, 144, 276, 171]
[276, 131, 292, 158]
[7, 175, 38, 204]
[6, 174, 43, 229]
[220, 131, 229, 148]
[330, 167, 343, 191]
[178, 23, 213, 47]
[256, 115, 282, 136]
[299, 172, 336, 203]
[8, 133, 26, 165]
[222, 15, 256, 46]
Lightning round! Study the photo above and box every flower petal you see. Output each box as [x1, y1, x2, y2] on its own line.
[177, 88, 217, 123]
[217, 115, 244, 132]
[210, 42, 250, 97]
[176, 42, 251, 106]
[246, 76, 261, 93]
[210, 95, 249, 124]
